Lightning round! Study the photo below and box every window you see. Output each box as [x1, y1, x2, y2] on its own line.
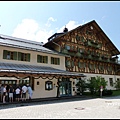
[3, 50, 17, 60]
[3, 50, 30, 62]
[109, 78, 113, 87]
[19, 79, 30, 85]
[81, 36, 85, 42]
[51, 57, 60, 65]
[86, 30, 92, 35]
[37, 81, 39, 85]
[65, 45, 70, 50]
[37, 55, 48, 63]
[117, 78, 120, 82]
[7, 51, 10, 59]
[76, 35, 80, 41]
[79, 49, 84, 53]
[0, 80, 17, 85]
[18, 52, 30, 62]
[45, 81, 53, 90]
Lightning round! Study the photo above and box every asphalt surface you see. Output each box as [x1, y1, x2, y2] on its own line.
[0, 95, 120, 118]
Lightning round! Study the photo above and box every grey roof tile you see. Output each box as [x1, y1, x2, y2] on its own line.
[0, 62, 85, 77]
[0, 34, 66, 56]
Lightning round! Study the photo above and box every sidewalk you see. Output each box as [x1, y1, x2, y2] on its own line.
[0, 95, 94, 106]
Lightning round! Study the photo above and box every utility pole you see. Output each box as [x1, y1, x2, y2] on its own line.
[100, 86, 103, 98]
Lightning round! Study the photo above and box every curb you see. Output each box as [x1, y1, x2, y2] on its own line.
[0, 95, 94, 106]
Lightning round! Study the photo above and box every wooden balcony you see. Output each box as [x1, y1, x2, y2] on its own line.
[61, 49, 69, 54]
[68, 49, 77, 52]
[75, 52, 83, 57]
[84, 40, 101, 49]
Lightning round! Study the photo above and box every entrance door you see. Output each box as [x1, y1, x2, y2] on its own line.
[59, 79, 72, 96]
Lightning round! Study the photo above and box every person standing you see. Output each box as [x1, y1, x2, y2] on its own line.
[0, 84, 4, 102]
[15, 86, 20, 102]
[22, 84, 28, 101]
[19, 85, 22, 101]
[6, 84, 10, 102]
[3, 85, 7, 103]
[9, 85, 14, 102]
[27, 84, 33, 100]
[13, 84, 17, 102]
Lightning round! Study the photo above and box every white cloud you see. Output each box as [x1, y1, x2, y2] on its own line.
[48, 17, 57, 22]
[45, 17, 57, 27]
[34, 29, 54, 43]
[12, 18, 54, 43]
[12, 19, 81, 44]
[57, 20, 80, 33]
[12, 19, 39, 40]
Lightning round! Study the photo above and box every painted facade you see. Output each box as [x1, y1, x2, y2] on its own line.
[0, 34, 85, 100]
[0, 20, 119, 100]
[44, 20, 120, 91]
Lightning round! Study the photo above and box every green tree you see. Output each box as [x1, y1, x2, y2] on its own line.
[114, 80, 120, 90]
[87, 76, 108, 95]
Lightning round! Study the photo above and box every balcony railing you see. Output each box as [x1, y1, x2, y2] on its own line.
[75, 52, 83, 57]
[84, 40, 101, 49]
[61, 49, 69, 54]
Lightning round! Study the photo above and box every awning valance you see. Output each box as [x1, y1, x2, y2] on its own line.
[0, 62, 86, 78]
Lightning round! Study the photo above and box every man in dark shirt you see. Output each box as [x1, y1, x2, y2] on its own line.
[9, 85, 14, 102]
[6, 84, 10, 102]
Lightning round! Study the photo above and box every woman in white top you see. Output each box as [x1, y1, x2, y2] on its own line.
[15, 86, 20, 102]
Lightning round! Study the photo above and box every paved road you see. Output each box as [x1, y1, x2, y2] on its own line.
[0, 96, 120, 118]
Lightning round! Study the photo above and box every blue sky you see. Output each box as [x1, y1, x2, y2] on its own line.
[0, 1, 120, 53]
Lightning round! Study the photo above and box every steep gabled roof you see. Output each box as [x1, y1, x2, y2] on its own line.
[44, 20, 120, 56]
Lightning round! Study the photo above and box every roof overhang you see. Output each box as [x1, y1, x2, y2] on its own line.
[0, 62, 86, 79]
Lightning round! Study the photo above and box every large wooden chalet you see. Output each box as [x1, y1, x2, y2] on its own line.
[44, 20, 120, 90]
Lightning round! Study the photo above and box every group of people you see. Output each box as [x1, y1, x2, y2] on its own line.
[0, 83, 33, 103]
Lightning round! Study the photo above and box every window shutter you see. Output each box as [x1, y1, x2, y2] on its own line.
[40, 55, 42, 63]
[76, 35, 80, 41]
[27, 53, 30, 62]
[37, 55, 40, 63]
[18, 52, 21, 61]
[71, 61, 74, 67]
[81, 36, 85, 42]
[3, 50, 8, 59]
[51, 57, 53, 64]
[78, 62, 81, 68]
[13, 52, 17, 60]
[58, 58, 60, 65]
[66, 60, 71, 67]
[46, 56, 48, 63]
